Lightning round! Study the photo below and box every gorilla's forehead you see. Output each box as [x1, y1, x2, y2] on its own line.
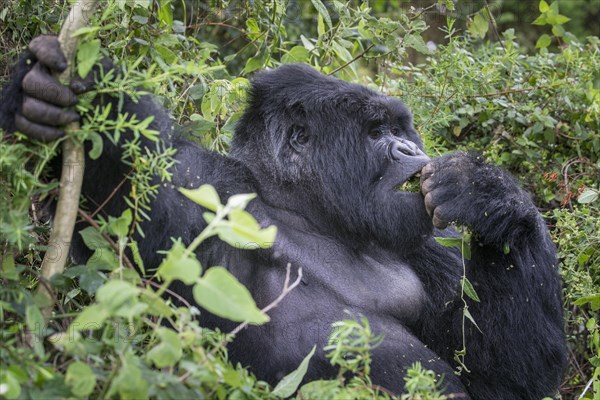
[251, 64, 413, 122]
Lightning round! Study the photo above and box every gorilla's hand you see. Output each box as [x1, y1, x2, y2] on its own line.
[419, 152, 538, 244]
[15, 35, 112, 142]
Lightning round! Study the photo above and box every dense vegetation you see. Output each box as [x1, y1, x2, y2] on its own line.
[0, 0, 598, 399]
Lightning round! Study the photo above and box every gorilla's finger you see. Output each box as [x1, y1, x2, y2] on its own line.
[424, 191, 436, 216]
[431, 207, 448, 229]
[22, 64, 77, 107]
[71, 57, 116, 94]
[22, 96, 80, 126]
[29, 36, 67, 72]
[421, 176, 438, 194]
[420, 163, 434, 182]
[15, 114, 65, 142]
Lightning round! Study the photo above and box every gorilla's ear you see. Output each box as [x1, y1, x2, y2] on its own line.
[289, 124, 309, 152]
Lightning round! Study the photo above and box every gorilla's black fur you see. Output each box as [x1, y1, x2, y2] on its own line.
[0, 37, 566, 399]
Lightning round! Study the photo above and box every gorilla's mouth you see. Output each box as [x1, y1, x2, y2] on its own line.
[397, 172, 422, 192]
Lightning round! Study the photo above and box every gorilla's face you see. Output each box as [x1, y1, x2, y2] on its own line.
[232, 64, 434, 245]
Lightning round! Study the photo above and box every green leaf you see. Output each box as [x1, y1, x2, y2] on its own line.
[88, 132, 103, 160]
[79, 226, 109, 250]
[96, 280, 140, 310]
[317, 14, 325, 38]
[536, 34, 552, 48]
[157, 0, 173, 27]
[193, 267, 269, 324]
[0, 370, 21, 399]
[282, 46, 310, 64]
[539, 0, 549, 12]
[108, 209, 132, 238]
[434, 237, 471, 260]
[1, 255, 18, 280]
[216, 209, 277, 249]
[574, 294, 600, 311]
[147, 328, 183, 368]
[179, 184, 222, 212]
[547, 13, 570, 25]
[310, 0, 332, 29]
[551, 24, 565, 37]
[25, 304, 44, 333]
[154, 44, 177, 64]
[77, 39, 101, 79]
[461, 278, 480, 302]
[108, 354, 148, 400]
[71, 304, 108, 331]
[532, 14, 547, 25]
[404, 34, 432, 54]
[469, 13, 489, 39]
[157, 240, 202, 284]
[273, 346, 316, 398]
[65, 362, 96, 397]
[577, 188, 599, 204]
[463, 307, 482, 332]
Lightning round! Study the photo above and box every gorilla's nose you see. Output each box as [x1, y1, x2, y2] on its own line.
[389, 138, 428, 161]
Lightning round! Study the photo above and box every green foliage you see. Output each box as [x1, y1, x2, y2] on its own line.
[1, 0, 599, 398]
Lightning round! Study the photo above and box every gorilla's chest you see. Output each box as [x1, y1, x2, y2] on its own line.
[269, 233, 426, 324]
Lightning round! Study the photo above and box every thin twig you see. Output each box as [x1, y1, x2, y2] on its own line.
[229, 264, 303, 337]
[142, 278, 193, 309]
[90, 169, 133, 218]
[328, 43, 375, 76]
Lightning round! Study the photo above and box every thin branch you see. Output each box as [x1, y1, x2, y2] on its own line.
[229, 264, 303, 337]
[38, 0, 100, 319]
[328, 43, 374, 76]
[142, 278, 193, 309]
[90, 169, 133, 218]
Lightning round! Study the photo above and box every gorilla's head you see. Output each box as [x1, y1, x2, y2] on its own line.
[231, 64, 433, 248]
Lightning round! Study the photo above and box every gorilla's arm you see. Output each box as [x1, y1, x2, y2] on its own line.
[409, 153, 566, 400]
[0, 36, 255, 269]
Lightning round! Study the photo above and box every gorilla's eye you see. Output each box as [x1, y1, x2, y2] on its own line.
[290, 125, 309, 151]
[390, 127, 401, 136]
[369, 127, 382, 139]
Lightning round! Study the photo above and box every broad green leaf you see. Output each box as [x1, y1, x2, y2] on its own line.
[282, 46, 310, 64]
[157, 240, 202, 284]
[87, 248, 119, 271]
[79, 226, 110, 250]
[532, 14, 547, 25]
[154, 44, 177, 64]
[180, 184, 222, 212]
[65, 362, 96, 397]
[469, 13, 489, 39]
[108, 209, 132, 238]
[141, 290, 174, 317]
[216, 210, 277, 249]
[0, 370, 21, 399]
[147, 328, 183, 368]
[461, 277, 480, 302]
[551, 24, 565, 37]
[96, 280, 139, 310]
[317, 14, 325, 38]
[536, 34, 552, 48]
[547, 13, 570, 25]
[25, 304, 44, 333]
[574, 294, 600, 311]
[1, 255, 18, 280]
[77, 39, 101, 78]
[311, 0, 332, 29]
[157, 0, 173, 27]
[193, 267, 269, 324]
[539, 0, 549, 12]
[227, 193, 256, 209]
[71, 304, 108, 331]
[404, 33, 432, 54]
[272, 346, 316, 397]
[577, 188, 599, 204]
[107, 354, 148, 400]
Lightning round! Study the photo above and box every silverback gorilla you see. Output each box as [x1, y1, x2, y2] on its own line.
[0, 36, 566, 399]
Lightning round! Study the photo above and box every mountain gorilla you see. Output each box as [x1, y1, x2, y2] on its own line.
[1, 36, 566, 399]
